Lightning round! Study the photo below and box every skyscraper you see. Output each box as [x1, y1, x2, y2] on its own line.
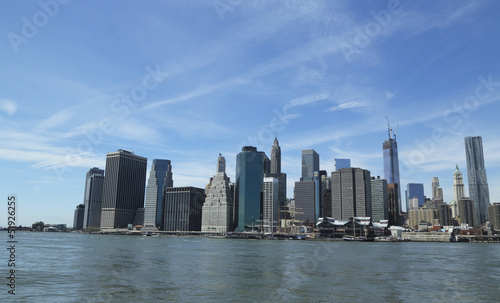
[301, 149, 319, 181]
[334, 159, 351, 171]
[271, 137, 281, 174]
[202, 154, 234, 232]
[82, 167, 104, 229]
[406, 183, 425, 208]
[294, 180, 316, 224]
[235, 146, 265, 231]
[371, 176, 388, 222]
[465, 136, 491, 225]
[164, 186, 205, 231]
[387, 183, 400, 226]
[144, 159, 173, 230]
[331, 167, 372, 220]
[431, 177, 443, 201]
[262, 177, 279, 233]
[265, 138, 287, 208]
[458, 197, 475, 227]
[100, 150, 147, 229]
[383, 126, 402, 212]
[74, 204, 85, 230]
[453, 165, 465, 203]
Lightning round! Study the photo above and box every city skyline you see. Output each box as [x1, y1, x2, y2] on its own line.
[1, 1, 500, 226]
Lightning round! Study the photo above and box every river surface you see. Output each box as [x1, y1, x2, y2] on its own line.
[2, 231, 500, 302]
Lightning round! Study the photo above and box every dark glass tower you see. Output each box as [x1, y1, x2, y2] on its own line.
[164, 186, 205, 231]
[235, 146, 265, 231]
[82, 167, 104, 229]
[301, 149, 319, 181]
[144, 159, 173, 229]
[100, 150, 147, 229]
[406, 183, 425, 209]
[383, 126, 401, 212]
[465, 136, 490, 225]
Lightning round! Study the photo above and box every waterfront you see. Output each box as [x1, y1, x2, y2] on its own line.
[4, 232, 500, 302]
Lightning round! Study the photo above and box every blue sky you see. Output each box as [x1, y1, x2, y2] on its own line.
[1, 0, 500, 226]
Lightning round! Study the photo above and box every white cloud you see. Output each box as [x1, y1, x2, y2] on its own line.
[284, 92, 330, 111]
[326, 101, 366, 112]
[39, 109, 75, 130]
[0, 99, 17, 117]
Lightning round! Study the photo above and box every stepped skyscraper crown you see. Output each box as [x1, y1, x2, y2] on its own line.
[271, 137, 281, 174]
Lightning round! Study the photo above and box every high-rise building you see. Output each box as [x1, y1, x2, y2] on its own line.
[334, 159, 351, 171]
[164, 186, 205, 231]
[437, 204, 451, 226]
[320, 174, 332, 218]
[265, 138, 287, 208]
[235, 146, 265, 231]
[144, 159, 173, 230]
[100, 150, 147, 229]
[301, 149, 319, 181]
[406, 183, 425, 209]
[271, 137, 281, 174]
[431, 177, 442, 201]
[488, 203, 500, 231]
[465, 136, 491, 225]
[82, 167, 104, 229]
[387, 183, 400, 226]
[458, 197, 475, 227]
[371, 176, 388, 222]
[453, 165, 465, 203]
[73, 204, 85, 230]
[383, 125, 402, 212]
[409, 197, 419, 210]
[202, 154, 234, 232]
[294, 180, 316, 224]
[262, 177, 279, 233]
[331, 167, 372, 220]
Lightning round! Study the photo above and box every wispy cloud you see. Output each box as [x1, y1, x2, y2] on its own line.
[39, 108, 75, 130]
[284, 92, 330, 111]
[0, 99, 17, 117]
[326, 101, 366, 112]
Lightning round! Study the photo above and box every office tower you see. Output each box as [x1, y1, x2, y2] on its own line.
[331, 167, 372, 220]
[453, 165, 465, 203]
[488, 203, 500, 231]
[301, 149, 319, 181]
[235, 146, 265, 231]
[408, 209, 439, 229]
[437, 204, 451, 226]
[371, 176, 388, 222]
[406, 183, 425, 208]
[294, 180, 316, 224]
[271, 137, 281, 174]
[321, 174, 332, 218]
[465, 136, 491, 225]
[100, 150, 147, 229]
[144, 159, 173, 230]
[458, 197, 475, 226]
[202, 154, 234, 232]
[263, 155, 271, 174]
[73, 204, 85, 230]
[387, 183, 400, 226]
[262, 177, 279, 233]
[82, 167, 104, 229]
[334, 159, 351, 171]
[431, 177, 441, 201]
[383, 125, 402, 212]
[313, 171, 321, 223]
[164, 186, 205, 231]
[265, 138, 287, 208]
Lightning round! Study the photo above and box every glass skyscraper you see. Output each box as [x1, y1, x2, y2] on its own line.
[334, 158, 351, 171]
[406, 183, 425, 209]
[82, 167, 104, 229]
[465, 136, 490, 225]
[301, 149, 319, 181]
[144, 159, 173, 230]
[383, 134, 402, 212]
[235, 146, 265, 231]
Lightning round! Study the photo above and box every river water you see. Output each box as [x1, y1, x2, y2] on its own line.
[3, 231, 500, 302]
